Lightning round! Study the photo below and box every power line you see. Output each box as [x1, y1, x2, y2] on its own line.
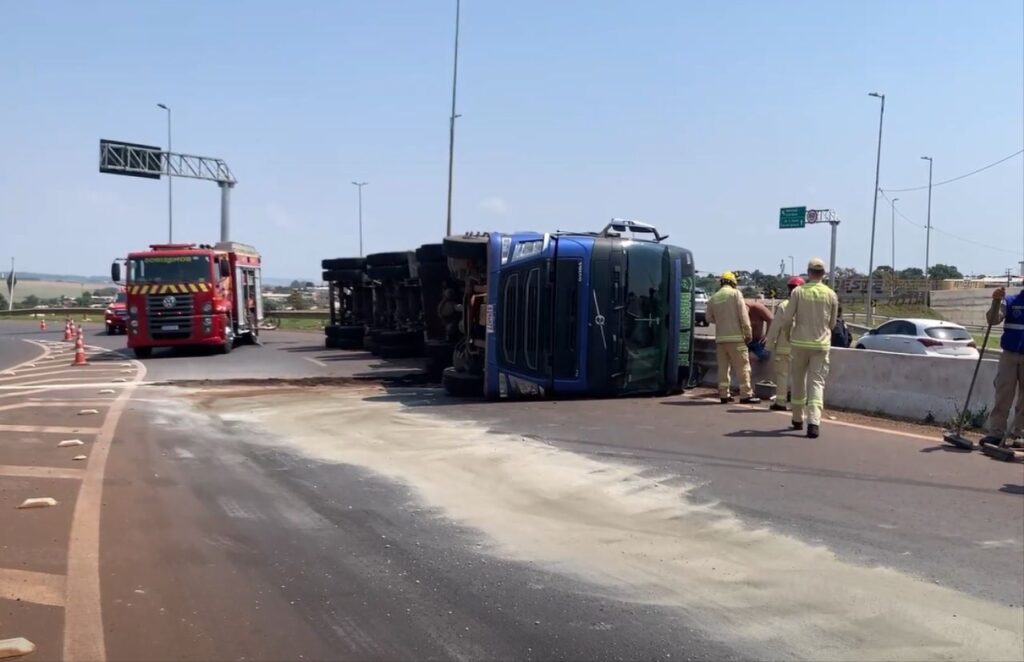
[878, 189, 1019, 256]
[880, 148, 1023, 193]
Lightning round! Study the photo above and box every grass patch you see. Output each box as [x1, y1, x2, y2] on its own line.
[844, 303, 944, 321]
[275, 317, 327, 332]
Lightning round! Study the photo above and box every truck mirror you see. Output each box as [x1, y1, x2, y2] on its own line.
[219, 260, 230, 279]
[111, 262, 121, 282]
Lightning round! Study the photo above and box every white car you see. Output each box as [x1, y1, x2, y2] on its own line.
[855, 318, 978, 358]
[694, 289, 709, 326]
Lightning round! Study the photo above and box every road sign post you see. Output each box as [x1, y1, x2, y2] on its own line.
[778, 207, 841, 286]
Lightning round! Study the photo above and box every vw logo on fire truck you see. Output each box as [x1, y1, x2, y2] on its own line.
[162, 296, 176, 309]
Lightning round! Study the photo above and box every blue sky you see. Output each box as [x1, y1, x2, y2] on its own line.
[1, 0, 1021, 279]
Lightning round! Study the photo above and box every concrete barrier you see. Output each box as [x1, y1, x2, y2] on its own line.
[693, 337, 998, 423]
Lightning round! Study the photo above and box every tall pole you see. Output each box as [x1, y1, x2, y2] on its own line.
[890, 197, 899, 295]
[157, 103, 172, 242]
[445, 0, 461, 237]
[922, 156, 933, 306]
[352, 181, 368, 257]
[829, 221, 839, 287]
[219, 182, 233, 242]
[865, 92, 885, 325]
[6, 257, 13, 311]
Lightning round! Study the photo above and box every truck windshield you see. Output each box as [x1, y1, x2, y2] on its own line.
[622, 243, 670, 393]
[129, 255, 212, 283]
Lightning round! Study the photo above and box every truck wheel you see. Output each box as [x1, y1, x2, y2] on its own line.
[322, 257, 366, 270]
[417, 262, 449, 284]
[424, 340, 455, 380]
[442, 235, 488, 260]
[133, 347, 152, 359]
[366, 264, 409, 281]
[218, 319, 234, 354]
[366, 251, 412, 268]
[442, 367, 483, 397]
[415, 243, 445, 263]
[323, 268, 365, 283]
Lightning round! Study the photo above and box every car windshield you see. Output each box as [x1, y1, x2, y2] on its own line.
[129, 255, 212, 283]
[926, 326, 971, 341]
[115, 292, 127, 304]
[621, 242, 670, 393]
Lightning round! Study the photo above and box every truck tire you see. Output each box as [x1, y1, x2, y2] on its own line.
[132, 347, 152, 359]
[217, 318, 234, 354]
[415, 243, 444, 263]
[442, 367, 483, 397]
[375, 329, 418, 348]
[443, 235, 488, 260]
[366, 251, 411, 268]
[323, 268, 364, 283]
[424, 340, 454, 380]
[366, 264, 409, 281]
[417, 262, 449, 284]
[322, 257, 366, 270]
[377, 343, 419, 359]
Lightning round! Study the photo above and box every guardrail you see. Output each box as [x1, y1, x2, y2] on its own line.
[693, 337, 995, 423]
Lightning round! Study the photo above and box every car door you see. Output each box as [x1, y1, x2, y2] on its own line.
[865, 320, 902, 351]
[888, 321, 919, 354]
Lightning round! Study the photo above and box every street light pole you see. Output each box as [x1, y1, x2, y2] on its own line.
[445, 0, 461, 237]
[865, 92, 885, 325]
[157, 103, 172, 242]
[922, 156, 934, 306]
[352, 182, 368, 257]
[890, 197, 899, 295]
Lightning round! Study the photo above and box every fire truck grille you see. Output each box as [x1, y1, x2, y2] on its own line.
[145, 293, 195, 339]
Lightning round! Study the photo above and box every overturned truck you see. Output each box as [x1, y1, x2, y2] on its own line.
[322, 220, 696, 399]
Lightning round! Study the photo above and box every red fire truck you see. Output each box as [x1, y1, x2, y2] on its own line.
[111, 242, 263, 358]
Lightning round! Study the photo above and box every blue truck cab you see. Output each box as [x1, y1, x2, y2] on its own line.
[441, 220, 696, 399]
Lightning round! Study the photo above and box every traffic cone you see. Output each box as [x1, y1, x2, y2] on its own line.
[71, 329, 88, 366]
[39, 319, 47, 331]
[63, 320, 74, 341]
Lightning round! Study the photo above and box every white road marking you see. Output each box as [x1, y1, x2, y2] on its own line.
[0, 568, 66, 607]
[0, 636, 37, 658]
[63, 359, 147, 662]
[303, 356, 328, 367]
[58, 439, 85, 447]
[0, 465, 83, 480]
[0, 425, 100, 434]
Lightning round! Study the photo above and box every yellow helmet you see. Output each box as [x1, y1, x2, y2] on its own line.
[720, 271, 738, 285]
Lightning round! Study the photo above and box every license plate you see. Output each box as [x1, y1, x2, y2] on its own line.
[162, 324, 179, 331]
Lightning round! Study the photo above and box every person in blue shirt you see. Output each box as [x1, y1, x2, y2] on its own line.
[982, 286, 1024, 447]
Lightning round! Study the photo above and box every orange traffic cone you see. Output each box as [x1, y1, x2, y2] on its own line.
[39, 319, 47, 331]
[71, 329, 88, 366]
[63, 320, 73, 341]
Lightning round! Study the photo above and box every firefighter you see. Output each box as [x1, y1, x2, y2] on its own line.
[707, 271, 759, 404]
[774, 258, 838, 438]
[981, 286, 1024, 447]
[764, 276, 804, 412]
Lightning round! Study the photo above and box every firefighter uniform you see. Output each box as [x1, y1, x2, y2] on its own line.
[764, 277, 804, 411]
[983, 288, 1024, 444]
[775, 259, 838, 436]
[707, 273, 755, 402]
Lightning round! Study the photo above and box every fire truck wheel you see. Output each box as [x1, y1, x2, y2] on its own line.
[366, 251, 412, 268]
[366, 264, 409, 281]
[322, 257, 366, 270]
[415, 243, 445, 263]
[442, 367, 483, 397]
[133, 347, 152, 359]
[322, 268, 365, 283]
[218, 320, 234, 354]
[442, 235, 488, 260]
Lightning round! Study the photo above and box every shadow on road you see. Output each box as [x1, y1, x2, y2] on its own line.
[998, 483, 1024, 495]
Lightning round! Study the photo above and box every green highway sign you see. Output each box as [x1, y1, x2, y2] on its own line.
[779, 206, 807, 229]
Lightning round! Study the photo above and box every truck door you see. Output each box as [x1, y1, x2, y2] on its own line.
[495, 257, 551, 393]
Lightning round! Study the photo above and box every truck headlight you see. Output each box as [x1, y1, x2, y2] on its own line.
[202, 302, 213, 313]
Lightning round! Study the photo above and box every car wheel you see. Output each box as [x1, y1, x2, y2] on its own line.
[855, 344, 866, 349]
[106, 324, 114, 335]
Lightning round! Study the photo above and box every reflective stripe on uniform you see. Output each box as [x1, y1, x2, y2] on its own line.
[791, 398, 806, 406]
[791, 339, 829, 350]
[1004, 323, 1024, 330]
[716, 335, 744, 343]
[806, 399, 823, 406]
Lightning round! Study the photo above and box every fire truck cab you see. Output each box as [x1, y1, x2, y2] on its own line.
[112, 242, 263, 358]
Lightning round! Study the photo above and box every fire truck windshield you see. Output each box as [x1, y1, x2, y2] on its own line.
[128, 255, 212, 284]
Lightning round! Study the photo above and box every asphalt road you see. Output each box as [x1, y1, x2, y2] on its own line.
[1, 319, 1022, 661]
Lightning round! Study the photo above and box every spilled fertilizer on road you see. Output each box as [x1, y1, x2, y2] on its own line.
[169, 384, 1022, 661]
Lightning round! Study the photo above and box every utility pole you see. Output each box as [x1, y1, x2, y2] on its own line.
[352, 181, 368, 257]
[922, 156, 934, 307]
[444, 0, 461, 237]
[157, 103, 172, 242]
[890, 197, 899, 295]
[865, 92, 885, 325]
[6, 257, 13, 311]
